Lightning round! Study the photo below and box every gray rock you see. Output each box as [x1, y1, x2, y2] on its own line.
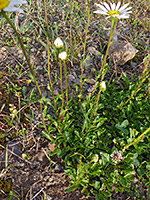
[131, 62, 137, 68]
[87, 46, 102, 56]
[72, 71, 77, 78]
[85, 78, 95, 84]
[54, 164, 63, 173]
[0, 141, 21, 168]
[87, 46, 102, 62]
[105, 30, 120, 42]
[108, 41, 138, 65]
[37, 66, 44, 71]
[68, 74, 75, 80]
[42, 90, 48, 98]
[73, 78, 80, 85]
[84, 56, 93, 70]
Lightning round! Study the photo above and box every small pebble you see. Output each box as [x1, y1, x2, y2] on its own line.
[54, 164, 63, 173]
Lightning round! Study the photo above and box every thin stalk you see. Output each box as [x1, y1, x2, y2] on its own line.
[94, 88, 101, 119]
[59, 60, 64, 120]
[90, 19, 118, 119]
[93, 19, 118, 89]
[43, 0, 58, 118]
[16, 93, 21, 124]
[119, 56, 150, 109]
[64, 61, 68, 109]
[1, 11, 48, 134]
[79, 0, 90, 94]
[88, 87, 101, 129]
[88, 93, 100, 129]
[123, 126, 150, 152]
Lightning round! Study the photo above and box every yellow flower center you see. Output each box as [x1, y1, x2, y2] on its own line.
[108, 10, 120, 16]
[0, 0, 9, 10]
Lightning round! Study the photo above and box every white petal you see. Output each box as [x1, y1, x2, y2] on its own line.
[124, 11, 132, 14]
[103, 2, 110, 11]
[9, 0, 26, 5]
[116, 2, 121, 10]
[96, 4, 108, 12]
[119, 3, 129, 12]
[94, 10, 108, 15]
[111, 3, 116, 10]
[120, 10, 132, 15]
[4, 6, 22, 12]
[106, 16, 111, 19]
[112, 14, 118, 18]
[125, 7, 132, 11]
[119, 14, 130, 18]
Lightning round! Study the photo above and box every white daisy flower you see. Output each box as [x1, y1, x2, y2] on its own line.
[54, 37, 64, 49]
[58, 51, 67, 61]
[0, 0, 27, 12]
[94, 2, 132, 19]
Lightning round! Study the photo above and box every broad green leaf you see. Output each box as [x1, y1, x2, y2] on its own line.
[121, 120, 129, 128]
[65, 184, 80, 192]
[120, 176, 127, 187]
[42, 131, 52, 141]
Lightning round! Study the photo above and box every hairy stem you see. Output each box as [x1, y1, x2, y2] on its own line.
[123, 126, 150, 152]
[59, 60, 64, 120]
[1, 11, 48, 135]
[64, 61, 68, 109]
[79, 0, 90, 94]
[43, 0, 58, 118]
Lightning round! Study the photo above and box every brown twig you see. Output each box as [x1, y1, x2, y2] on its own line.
[0, 144, 32, 165]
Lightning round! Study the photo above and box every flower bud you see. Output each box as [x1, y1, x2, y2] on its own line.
[58, 51, 67, 61]
[92, 154, 99, 163]
[54, 37, 63, 48]
[100, 81, 106, 91]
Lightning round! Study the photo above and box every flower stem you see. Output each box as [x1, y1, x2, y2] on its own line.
[1, 11, 48, 135]
[94, 18, 118, 87]
[64, 61, 68, 109]
[91, 19, 118, 118]
[43, 0, 58, 118]
[79, 0, 90, 94]
[119, 55, 150, 109]
[123, 126, 150, 152]
[59, 60, 64, 120]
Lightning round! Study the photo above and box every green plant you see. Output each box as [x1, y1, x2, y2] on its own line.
[46, 75, 149, 198]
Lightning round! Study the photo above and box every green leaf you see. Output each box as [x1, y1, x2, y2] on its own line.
[48, 148, 59, 156]
[146, 164, 150, 170]
[65, 184, 80, 193]
[132, 158, 140, 166]
[57, 147, 69, 158]
[137, 168, 145, 176]
[99, 193, 106, 200]
[94, 181, 100, 190]
[0, 133, 8, 138]
[124, 172, 133, 179]
[121, 120, 129, 128]
[115, 123, 128, 134]
[103, 191, 111, 197]
[27, 72, 34, 80]
[120, 176, 127, 187]
[43, 105, 47, 118]
[96, 118, 107, 127]
[22, 86, 27, 97]
[42, 131, 52, 141]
